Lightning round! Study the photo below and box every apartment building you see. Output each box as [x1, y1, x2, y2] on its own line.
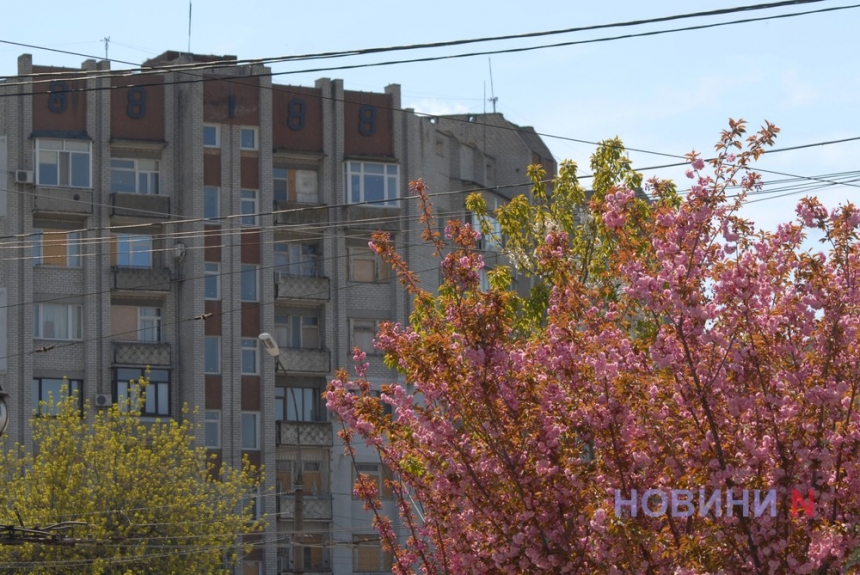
[0, 51, 555, 574]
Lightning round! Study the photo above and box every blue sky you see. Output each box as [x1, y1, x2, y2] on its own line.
[2, 0, 857, 232]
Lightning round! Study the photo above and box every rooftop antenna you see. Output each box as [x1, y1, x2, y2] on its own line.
[102, 37, 110, 61]
[187, 2, 193, 54]
[483, 81, 486, 114]
[487, 58, 498, 114]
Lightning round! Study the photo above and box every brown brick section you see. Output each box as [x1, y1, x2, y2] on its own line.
[203, 76, 259, 125]
[344, 91, 393, 157]
[32, 67, 86, 133]
[110, 76, 165, 141]
[240, 154, 259, 189]
[203, 151, 221, 186]
[272, 85, 324, 151]
[241, 376, 261, 411]
[205, 375, 222, 409]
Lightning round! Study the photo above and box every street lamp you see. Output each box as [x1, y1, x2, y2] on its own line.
[258, 333, 305, 574]
[0, 386, 8, 436]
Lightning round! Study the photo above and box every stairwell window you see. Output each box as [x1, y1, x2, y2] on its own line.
[241, 412, 260, 450]
[203, 125, 220, 148]
[204, 262, 221, 300]
[36, 139, 91, 188]
[240, 190, 258, 226]
[34, 303, 82, 340]
[345, 161, 398, 206]
[204, 410, 221, 448]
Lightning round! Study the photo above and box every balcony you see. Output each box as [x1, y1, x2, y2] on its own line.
[342, 204, 400, 232]
[111, 266, 172, 292]
[277, 495, 332, 521]
[279, 347, 330, 374]
[110, 192, 171, 219]
[33, 187, 93, 215]
[275, 273, 330, 302]
[274, 200, 328, 226]
[276, 421, 332, 447]
[113, 341, 171, 366]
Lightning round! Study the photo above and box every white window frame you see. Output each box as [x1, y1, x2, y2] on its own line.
[350, 319, 380, 355]
[241, 338, 258, 375]
[138, 307, 162, 342]
[204, 262, 221, 300]
[241, 411, 260, 450]
[34, 303, 83, 341]
[274, 313, 320, 350]
[33, 229, 82, 267]
[241, 264, 259, 302]
[345, 161, 399, 206]
[240, 189, 258, 226]
[203, 124, 220, 148]
[274, 242, 318, 277]
[348, 247, 388, 283]
[239, 127, 258, 151]
[204, 410, 221, 448]
[204, 336, 220, 374]
[36, 138, 92, 188]
[203, 186, 219, 220]
[116, 234, 153, 269]
[110, 158, 160, 194]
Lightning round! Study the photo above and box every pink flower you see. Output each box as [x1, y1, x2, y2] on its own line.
[692, 158, 705, 170]
[685, 169, 695, 179]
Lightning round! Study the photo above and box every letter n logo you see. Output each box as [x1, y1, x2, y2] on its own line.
[791, 489, 814, 518]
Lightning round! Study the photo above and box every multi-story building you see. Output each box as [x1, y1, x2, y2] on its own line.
[0, 51, 555, 574]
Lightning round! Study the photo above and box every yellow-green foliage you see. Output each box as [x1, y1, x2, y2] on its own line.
[0, 378, 263, 574]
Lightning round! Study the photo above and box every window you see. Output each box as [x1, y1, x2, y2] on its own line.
[240, 190, 258, 226]
[0, 136, 6, 217]
[36, 139, 91, 188]
[241, 412, 260, 450]
[240, 127, 258, 150]
[351, 319, 379, 354]
[114, 367, 170, 417]
[353, 534, 394, 573]
[110, 159, 159, 194]
[33, 229, 81, 267]
[204, 336, 220, 374]
[273, 167, 319, 204]
[274, 242, 318, 277]
[353, 463, 394, 500]
[138, 307, 161, 342]
[204, 262, 221, 300]
[479, 268, 491, 292]
[115, 234, 152, 268]
[241, 338, 258, 375]
[32, 377, 81, 415]
[348, 247, 388, 283]
[345, 161, 399, 206]
[203, 186, 219, 220]
[274, 313, 320, 349]
[277, 460, 325, 497]
[241, 265, 258, 301]
[34, 303, 82, 340]
[275, 386, 322, 422]
[204, 410, 220, 448]
[0, 289, 5, 371]
[203, 125, 219, 148]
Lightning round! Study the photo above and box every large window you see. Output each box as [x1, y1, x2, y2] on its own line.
[204, 336, 220, 374]
[275, 386, 321, 422]
[36, 139, 91, 188]
[110, 159, 159, 194]
[273, 167, 318, 203]
[345, 161, 398, 206]
[241, 338, 258, 375]
[274, 313, 320, 349]
[353, 533, 394, 573]
[114, 234, 152, 268]
[350, 319, 380, 355]
[241, 412, 260, 450]
[34, 303, 82, 340]
[138, 307, 161, 342]
[204, 262, 221, 300]
[240, 190, 258, 226]
[33, 229, 81, 267]
[348, 247, 388, 283]
[203, 186, 219, 220]
[241, 265, 258, 301]
[204, 410, 220, 448]
[114, 367, 170, 417]
[353, 463, 394, 500]
[32, 377, 82, 415]
[274, 242, 318, 277]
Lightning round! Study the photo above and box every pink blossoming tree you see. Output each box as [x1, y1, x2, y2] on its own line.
[326, 120, 860, 574]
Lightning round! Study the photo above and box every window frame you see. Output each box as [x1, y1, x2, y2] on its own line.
[350, 319, 381, 355]
[275, 386, 321, 422]
[204, 262, 221, 300]
[273, 167, 288, 203]
[32, 229, 82, 268]
[240, 189, 258, 226]
[241, 411, 260, 450]
[348, 247, 388, 283]
[113, 367, 171, 417]
[137, 307, 162, 342]
[115, 233, 153, 269]
[203, 124, 220, 148]
[240, 264, 259, 302]
[274, 242, 318, 278]
[204, 336, 221, 374]
[33, 303, 83, 341]
[32, 377, 82, 416]
[203, 185, 219, 220]
[110, 158, 160, 195]
[274, 313, 320, 350]
[204, 410, 221, 448]
[35, 138, 92, 189]
[239, 127, 258, 151]
[344, 161, 399, 207]
[241, 338, 258, 375]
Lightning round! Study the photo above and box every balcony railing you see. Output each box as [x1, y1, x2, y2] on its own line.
[275, 273, 330, 301]
[113, 341, 171, 366]
[112, 266, 172, 292]
[278, 347, 330, 374]
[110, 192, 171, 219]
[277, 495, 332, 521]
[276, 421, 332, 447]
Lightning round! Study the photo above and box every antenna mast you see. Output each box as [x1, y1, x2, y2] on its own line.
[487, 58, 498, 113]
[102, 37, 110, 61]
[188, 2, 193, 54]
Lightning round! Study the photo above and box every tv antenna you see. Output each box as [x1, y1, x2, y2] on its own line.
[102, 37, 110, 61]
[487, 58, 498, 113]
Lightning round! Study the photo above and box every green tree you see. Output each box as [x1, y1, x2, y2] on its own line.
[0, 377, 263, 574]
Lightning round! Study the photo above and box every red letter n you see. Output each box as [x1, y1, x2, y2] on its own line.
[791, 489, 814, 518]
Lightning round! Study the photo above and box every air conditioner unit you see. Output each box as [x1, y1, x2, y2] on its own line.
[95, 393, 113, 407]
[15, 170, 33, 184]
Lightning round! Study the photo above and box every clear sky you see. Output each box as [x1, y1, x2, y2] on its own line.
[2, 0, 857, 232]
